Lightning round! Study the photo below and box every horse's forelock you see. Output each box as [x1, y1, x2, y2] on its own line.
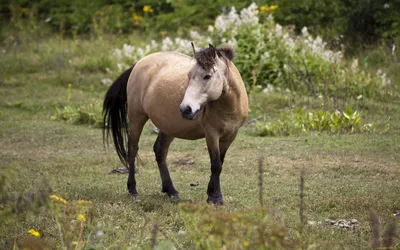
[194, 47, 235, 71]
[195, 47, 216, 71]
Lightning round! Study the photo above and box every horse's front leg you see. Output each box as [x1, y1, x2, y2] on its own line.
[205, 131, 224, 205]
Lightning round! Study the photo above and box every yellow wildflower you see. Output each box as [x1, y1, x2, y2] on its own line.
[243, 241, 249, 247]
[132, 13, 142, 24]
[50, 194, 67, 204]
[270, 236, 277, 241]
[143, 5, 153, 13]
[77, 214, 86, 222]
[278, 231, 285, 237]
[270, 5, 278, 11]
[68, 83, 72, 87]
[160, 31, 167, 37]
[260, 5, 278, 13]
[75, 199, 91, 205]
[28, 229, 40, 237]
[260, 5, 268, 12]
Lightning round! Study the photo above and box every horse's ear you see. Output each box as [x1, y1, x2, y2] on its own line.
[191, 42, 196, 57]
[208, 44, 216, 57]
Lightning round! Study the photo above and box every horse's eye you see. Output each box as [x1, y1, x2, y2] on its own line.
[203, 75, 211, 80]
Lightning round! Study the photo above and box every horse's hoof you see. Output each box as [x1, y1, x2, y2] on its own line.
[169, 193, 181, 202]
[161, 185, 180, 199]
[207, 196, 224, 205]
[166, 191, 180, 199]
[128, 190, 138, 199]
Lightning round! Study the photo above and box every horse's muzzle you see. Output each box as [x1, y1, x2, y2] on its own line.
[180, 105, 199, 120]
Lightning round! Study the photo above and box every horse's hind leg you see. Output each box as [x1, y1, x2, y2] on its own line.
[153, 131, 179, 198]
[127, 115, 148, 197]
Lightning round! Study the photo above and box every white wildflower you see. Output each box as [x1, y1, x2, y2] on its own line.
[285, 37, 295, 51]
[151, 40, 158, 48]
[263, 84, 274, 95]
[266, 14, 274, 24]
[161, 37, 173, 51]
[226, 38, 237, 48]
[96, 231, 104, 237]
[137, 48, 144, 58]
[384, 3, 390, 9]
[260, 51, 271, 61]
[283, 64, 289, 71]
[215, 7, 239, 33]
[101, 78, 112, 85]
[207, 25, 214, 32]
[239, 3, 259, 26]
[275, 24, 282, 37]
[376, 69, 391, 87]
[113, 48, 122, 59]
[252, 27, 263, 40]
[175, 38, 193, 54]
[117, 63, 128, 72]
[177, 230, 186, 236]
[122, 44, 135, 58]
[351, 58, 359, 72]
[301, 27, 309, 37]
[190, 30, 202, 40]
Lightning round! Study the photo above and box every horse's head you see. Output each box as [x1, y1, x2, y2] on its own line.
[180, 43, 235, 120]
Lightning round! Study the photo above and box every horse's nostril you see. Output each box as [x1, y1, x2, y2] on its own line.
[180, 105, 195, 119]
[181, 106, 192, 115]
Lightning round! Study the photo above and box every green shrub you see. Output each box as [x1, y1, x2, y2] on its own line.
[113, 3, 389, 101]
[2, 0, 399, 47]
[253, 107, 376, 136]
[51, 101, 103, 128]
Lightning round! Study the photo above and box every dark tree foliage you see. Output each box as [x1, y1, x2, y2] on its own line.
[1, 0, 399, 46]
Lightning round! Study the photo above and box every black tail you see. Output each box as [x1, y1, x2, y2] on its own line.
[103, 64, 135, 165]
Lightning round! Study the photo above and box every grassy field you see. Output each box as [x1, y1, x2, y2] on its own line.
[1, 36, 400, 249]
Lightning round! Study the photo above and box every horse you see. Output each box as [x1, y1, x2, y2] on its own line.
[103, 43, 248, 205]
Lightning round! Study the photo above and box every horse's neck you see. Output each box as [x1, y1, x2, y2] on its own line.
[207, 72, 244, 116]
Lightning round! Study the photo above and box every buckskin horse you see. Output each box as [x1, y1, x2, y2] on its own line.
[103, 44, 248, 205]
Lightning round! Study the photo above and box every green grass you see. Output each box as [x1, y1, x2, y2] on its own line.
[1, 35, 400, 249]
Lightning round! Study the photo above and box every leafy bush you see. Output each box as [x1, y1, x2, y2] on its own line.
[51, 101, 103, 128]
[253, 107, 376, 136]
[113, 3, 390, 100]
[2, 0, 399, 46]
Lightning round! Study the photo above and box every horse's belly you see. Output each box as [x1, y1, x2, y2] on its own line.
[150, 115, 205, 140]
